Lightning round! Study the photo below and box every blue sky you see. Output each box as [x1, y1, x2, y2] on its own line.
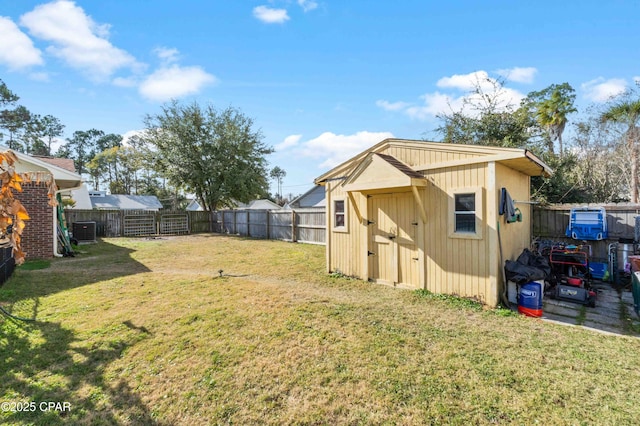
[1, 0, 639, 197]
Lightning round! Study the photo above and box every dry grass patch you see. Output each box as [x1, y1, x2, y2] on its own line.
[1, 235, 640, 425]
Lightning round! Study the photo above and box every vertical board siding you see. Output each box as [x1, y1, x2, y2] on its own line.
[423, 162, 491, 304]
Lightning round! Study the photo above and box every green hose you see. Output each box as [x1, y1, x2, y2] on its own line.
[0, 305, 36, 322]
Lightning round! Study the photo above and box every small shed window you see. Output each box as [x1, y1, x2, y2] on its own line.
[454, 193, 476, 233]
[448, 187, 483, 240]
[334, 200, 346, 228]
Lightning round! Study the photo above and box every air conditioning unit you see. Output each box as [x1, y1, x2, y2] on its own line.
[72, 221, 97, 243]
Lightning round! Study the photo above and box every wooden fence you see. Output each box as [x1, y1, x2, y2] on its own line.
[216, 209, 325, 244]
[64, 208, 326, 244]
[532, 203, 640, 260]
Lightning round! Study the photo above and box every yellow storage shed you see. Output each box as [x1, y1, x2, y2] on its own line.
[314, 138, 552, 307]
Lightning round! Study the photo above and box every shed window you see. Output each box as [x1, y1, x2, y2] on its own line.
[448, 187, 483, 240]
[334, 200, 345, 228]
[454, 193, 476, 233]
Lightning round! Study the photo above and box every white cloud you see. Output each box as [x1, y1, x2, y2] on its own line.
[378, 69, 527, 121]
[496, 66, 537, 84]
[581, 77, 627, 102]
[253, 6, 290, 24]
[112, 76, 138, 88]
[404, 92, 462, 120]
[275, 134, 302, 151]
[20, 0, 139, 81]
[376, 100, 410, 111]
[298, 0, 318, 12]
[139, 65, 217, 102]
[299, 131, 394, 169]
[154, 46, 180, 64]
[29, 71, 50, 82]
[436, 70, 494, 91]
[121, 129, 146, 145]
[0, 16, 43, 70]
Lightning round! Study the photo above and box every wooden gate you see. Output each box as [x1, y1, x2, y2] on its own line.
[123, 213, 156, 236]
[160, 213, 189, 234]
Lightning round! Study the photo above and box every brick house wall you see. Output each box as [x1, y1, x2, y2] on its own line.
[18, 181, 54, 259]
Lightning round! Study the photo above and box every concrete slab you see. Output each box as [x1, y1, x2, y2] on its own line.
[531, 282, 640, 336]
[543, 312, 581, 325]
[582, 321, 625, 334]
[544, 298, 585, 310]
[621, 291, 635, 304]
[584, 311, 622, 327]
[543, 303, 582, 318]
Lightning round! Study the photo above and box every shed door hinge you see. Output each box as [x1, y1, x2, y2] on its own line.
[368, 251, 376, 256]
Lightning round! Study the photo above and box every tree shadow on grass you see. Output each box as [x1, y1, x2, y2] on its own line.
[0, 239, 163, 424]
[2, 238, 151, 301]
[0, 316, 164, 425]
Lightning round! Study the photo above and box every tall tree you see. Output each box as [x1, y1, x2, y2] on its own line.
[523, 83, 576, 157]
[60, 129, 104, 175]
[142, 101, 273, 211]
[40, 115, 65, 156]
[600, 90, 640, 202]
[270, 166, 286, 204]
[0, 105, 31, 151]
[0, 79, 19, 106]
[0, 80, 29, 151]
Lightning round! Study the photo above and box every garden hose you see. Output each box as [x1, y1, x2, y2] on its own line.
[0, 305, 36, 322]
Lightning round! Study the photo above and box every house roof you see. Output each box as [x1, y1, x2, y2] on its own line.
[68, 184, 93, 209]
[315, 138, 553, 184]
[0, 146, 83, 190]
[287, 185, 326, 209]
[90, 194, 163, 210]
[32, 156, 77, 173]
[236, 199, 282, 210]
[186, 199, 203, 211]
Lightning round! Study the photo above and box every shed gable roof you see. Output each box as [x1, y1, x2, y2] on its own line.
[343, 153, 426, 192]
[315, 138, 552, 184]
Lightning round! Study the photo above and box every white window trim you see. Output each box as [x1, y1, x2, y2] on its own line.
[333, 198, 348, 233]
[448, 187, 483, 240]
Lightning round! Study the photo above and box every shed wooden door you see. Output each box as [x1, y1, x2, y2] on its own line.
[368, 193, 420, 288]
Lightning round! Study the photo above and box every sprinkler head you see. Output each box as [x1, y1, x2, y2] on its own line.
[218, 269, 224, 277]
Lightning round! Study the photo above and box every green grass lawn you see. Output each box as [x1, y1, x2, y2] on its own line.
[1, 235, 640, 425]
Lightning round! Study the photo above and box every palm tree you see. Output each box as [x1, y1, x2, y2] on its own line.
[532, 83, 576, 157]
[600, 96, 640, 202]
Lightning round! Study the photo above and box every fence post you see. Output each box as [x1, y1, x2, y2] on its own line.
[292, 210, 297, 243]
[266, 210, 271, 239]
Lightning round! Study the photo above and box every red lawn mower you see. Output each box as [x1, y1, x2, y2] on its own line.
[548, 244, 597, 307]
